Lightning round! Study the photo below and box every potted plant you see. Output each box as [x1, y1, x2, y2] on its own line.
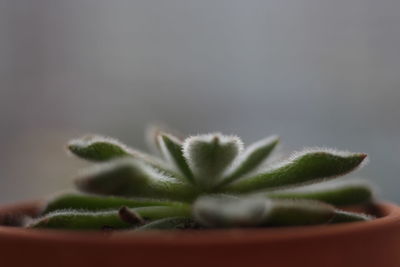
[1, 126, 399, 267]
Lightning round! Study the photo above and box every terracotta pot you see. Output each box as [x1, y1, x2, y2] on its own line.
[0, 201, 399, 267]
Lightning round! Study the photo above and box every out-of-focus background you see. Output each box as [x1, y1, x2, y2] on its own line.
[1, 0, 399, 203]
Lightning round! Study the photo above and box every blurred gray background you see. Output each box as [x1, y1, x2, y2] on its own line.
[1, 0, 399, 203]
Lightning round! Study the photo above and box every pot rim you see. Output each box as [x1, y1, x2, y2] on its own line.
[0, 201, 399, 246]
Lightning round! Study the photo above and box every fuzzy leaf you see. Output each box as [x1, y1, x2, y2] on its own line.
[29, 210, 133, 230]
[183, 134, 243, 189]
[267, 180, 373, 206]
[330, 210, 373, 223]
[220, 135, 279, 186]
[68, 135, 177, 177]
[29, 205, 191, 230]
[68, 135, 131, 161]
[264, 199, 335, 226]
[74, 159, 197, 202]
[224, 150, 367, 193]
[145, 124, 184, 154]
[43, 193, 179, 214]
[135, 217, 195, 230]
[193, 195, 269, 227]
[133, 205, 191, 220]
[158, 133, 194, 183]
[193, 196, 336, 228]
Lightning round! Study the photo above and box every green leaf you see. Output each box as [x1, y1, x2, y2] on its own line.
[29, 210, 133, 230]
[68, 135, 131, 161]
[43, 193, 180, 214]
[68, 135, 177, 177]
[145, 123, 183, 155]
[193, 195, 269, 227]
[223, 149, 367, 194]
[74, 159, 197, 202]
[330, 210, 373, 223]
[158, 133, 194, 183]
[183, 134, 243, 189]
[266, 180, 373, 206]
[135, 217, 196, 230]
[264, 199, 335, 226]
[29, 205, 191, 230]
[193, 195, 336, 228]
[133, 205, 191, 220]
[219, 135, 279, 187]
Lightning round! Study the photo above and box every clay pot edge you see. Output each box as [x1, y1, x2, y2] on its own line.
[0, 201, 399, 246]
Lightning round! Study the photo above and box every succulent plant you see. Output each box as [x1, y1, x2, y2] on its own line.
[29, 126, 374, 230]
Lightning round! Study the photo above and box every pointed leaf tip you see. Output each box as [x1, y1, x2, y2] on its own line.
[145, 123, 184, 154]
